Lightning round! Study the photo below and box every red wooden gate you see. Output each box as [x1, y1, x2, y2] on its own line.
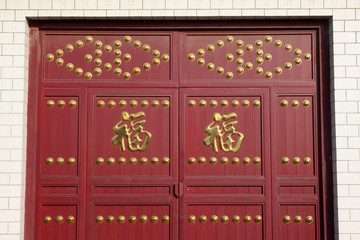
[25, 20, 332, 240]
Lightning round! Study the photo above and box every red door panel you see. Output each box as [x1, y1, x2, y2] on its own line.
[277, 95, 315, 177]
[88, 88, 178, 185]
[92, 205, 172, 240]
[87, 88, 178, 239]
[185, 204, 263, 240]
[182, 32, 314, 86]
[279, 205, 317, 240]
[180, 88, 271, 240]
[41, 96, 79, 177]
[40, 205, 77, 240]
[93, 96, 172, 178]
[182, 89, 267, 179]
[43, 33, 172, 83]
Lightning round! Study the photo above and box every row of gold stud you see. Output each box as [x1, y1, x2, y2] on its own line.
[46, 100, 77, 108]
[188, 99, 260, 108]
[83, 54, 167, 64]
[196, 35, 289, 49]
[280, 100, 311, 108]
[51, 36, 160, 53]
[61, 61, 165, 76]
[188, 157, 261, 165]
[188, 215, 261, 224]
[46, 157, 76, 166]
[189, 62, 304, 80]
[282, 157, 312, 165]
[49, 51, 168, 62]
[97, 100, 169, 108]
[283, 215, 313, 224]
[196, 39, 311, 58]
[188, 52, 274, 61]
[51, 62, 162, 81]
[54, 58, 166, 70]
[96, 157, 170, 166]
[43, 216, 75, 224]
[188, 52, 272, 61]
[191, 55, 308, 67]
[82, 36, 156, 51]
[96, 215, 169, 224]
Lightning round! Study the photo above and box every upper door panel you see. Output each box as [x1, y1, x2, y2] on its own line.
[88, 88, 178, 185]
[180, 88, 270, 182]
[181, 31, 315, 87]
[42, 32, 176, 87]
[41, 94, 80, 178]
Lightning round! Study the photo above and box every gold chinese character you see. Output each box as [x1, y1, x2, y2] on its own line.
[203, 112, 244, 153]
[111, 111, 152, 152]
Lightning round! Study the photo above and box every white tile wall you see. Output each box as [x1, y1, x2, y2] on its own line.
[0, 0, 359, 239]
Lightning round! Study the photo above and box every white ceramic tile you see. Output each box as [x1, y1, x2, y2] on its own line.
[52, 0, 75, 10]
[166, 0, 187, 9]
[143, 0, 165, 9]
[30, 0, 52, 9]
[7, 0, 29, 9]
[121, 0, 142, 9]
[98, 0, 120, 9]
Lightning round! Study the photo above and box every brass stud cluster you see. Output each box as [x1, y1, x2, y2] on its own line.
[281, 157, 312, 165]
[188, 215, 262, 224]
[96, 157, 170, 166]
[188, 99, 260, 108]
[187, 35, 311, 80]
[188, 157, 261, 165]
[46, 35, 169, 80]
[46, 157, 76, 166]
[97, 99, 169, 109]
[96, 215, 169, 224]
[44, 215, 75, 224]
[280, 99, 311, 108]
[46, 100, 77, 108]
[283, 215, 313, 224]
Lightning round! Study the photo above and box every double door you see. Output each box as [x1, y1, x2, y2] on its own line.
[27, 25, 328, 240]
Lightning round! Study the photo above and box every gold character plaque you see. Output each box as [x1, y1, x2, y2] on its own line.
[203, 112, 244, 153]
[111, 111, 152, 152]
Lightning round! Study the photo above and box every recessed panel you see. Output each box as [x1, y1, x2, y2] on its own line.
[41, 97, 79, 177]
[278, 186, 316, 196]
[94, 186, 171, 196]
[44, 34, 171, 82]
[93, 205, 171, 240]
[184, 33, 313, 83]
[185, 96, 262, 177]
[93, 96, 171, 178]
[40, 186, 78, 196]
[277, 96, 315, 177]
[185, 204, 263, 240]
[187, 186, 263, 196]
